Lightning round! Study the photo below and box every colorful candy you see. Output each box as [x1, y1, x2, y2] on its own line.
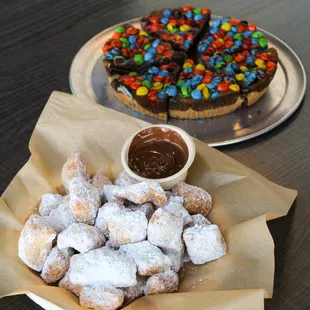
[197, 17, 269, 59]
[166, 85, 178, 97]
[116, 62, 179, 101]
[203, 87, 210, 99]
[235, 73, 245, 81]
[104, 12, 277, 106]
[175, 60, 243, 101]
[134, 54, 144, 64]
[136, 86, 148, 96]
[115, 26, 125, 33]
[141, 7, 211, 51]
[229, 84, 240, 92]
[191, 89, 202, 99]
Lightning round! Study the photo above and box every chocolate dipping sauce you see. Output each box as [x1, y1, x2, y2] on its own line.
[128, 127, 189, 179]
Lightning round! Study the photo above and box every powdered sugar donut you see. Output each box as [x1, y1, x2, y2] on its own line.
[121, 241, 172, 276]
[147, 208, 183, 253]
[163, 196, 192, 227]
[183, 224, 226, 264]
[61, 151, 89, 193]
[80, 284, 124, 310]
[39, 193, 63, 216]
[103, 185, 123, 202]
[59, 272, 83, 297]
[41, 246, 73, 283]
[144, 270, 179, 295]
[69, 178, 101, 225]
[114, 170, 138, 187]
[94, 201, 123, 237]
[91, 170, 112, 203]
[122, 275, 146, 306]
[58, 223, 105, 253]
[18, 214, 56, 272]
[108, 210, 148, 248]
[161, 242, 185, 272]
[172, 181, 212, 216]
[42, 195, 76, 233]
[116, 181, 167, 207]
[65, 247, 137, 288]
[124, 202, 155, 220]
[190, 214, 211, 226]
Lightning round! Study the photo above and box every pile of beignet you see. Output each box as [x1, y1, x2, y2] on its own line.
[18, 151, 226, 310]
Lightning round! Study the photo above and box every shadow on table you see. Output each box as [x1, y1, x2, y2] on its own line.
[265, 199, 297, 310]
[0, 295, 42, 310]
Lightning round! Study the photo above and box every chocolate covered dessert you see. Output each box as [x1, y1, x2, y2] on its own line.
[101, 7, 278, 119]
[102, 24, 186, 76]
[111, 62, 180, 120]
[141, 6, 211, 52]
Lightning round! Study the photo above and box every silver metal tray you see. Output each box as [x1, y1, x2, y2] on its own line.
[69, 17, 306, 146]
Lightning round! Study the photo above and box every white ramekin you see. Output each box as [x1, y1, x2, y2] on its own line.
[121, 124, 196, 190]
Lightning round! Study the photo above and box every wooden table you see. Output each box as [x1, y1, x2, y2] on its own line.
[0, 0, 309, 309]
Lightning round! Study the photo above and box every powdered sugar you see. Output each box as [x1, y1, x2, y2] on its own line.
[91, 170, 112, 203]
[144, 270, 179, 295]
[66, 247, 137, 288]
[190, 214, 211, 227]
[103, 185, 123, 202]
[163, 196, 192, 227]
[124, 202, 155, 220]
[147, 209, 183, 253]
[62, 151, 89, 193]
[58, 223, 105, 253]
[172, 181, 212, 216]
[69, 178, 101, 225]
[91, 170, 112, 189]
[162, 242, 184, 273]
[165, 191, 174, 200]
[121, 241, 172, 276]
[39, 193, 63, 216]
[18, 214, 56, 272]
[43, 195, 76, 233]
[41, 246, 71, 283]
[183, 224, 227, 264]
[122, 275, 146, 306]
[59, 273, 83, 296]
[168, 195, 184, 205]
[116, 181, 167, 207]
[114, 170, 138, 187]
[95, 201, 123, 236]
[108, 210, 148, 248]
[80, 284, 124, 310]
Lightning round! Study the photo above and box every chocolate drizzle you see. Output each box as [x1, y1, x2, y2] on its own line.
[128, 127, 188, 179]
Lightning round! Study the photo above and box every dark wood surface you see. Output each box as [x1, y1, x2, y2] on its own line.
[0, 0, 309, 309]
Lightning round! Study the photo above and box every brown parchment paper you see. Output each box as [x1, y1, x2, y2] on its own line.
[0, 91, 297, 310]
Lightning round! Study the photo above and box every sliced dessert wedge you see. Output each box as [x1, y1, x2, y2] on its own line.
[141, 6, 211, 52]
[195, 17, 278, 109]
[226, 48, 278, 106]
[168, 59, 243, 119]
[111, 62, 181, 120]
[102, 24, 186, 76]
[197, 17, 270, 60]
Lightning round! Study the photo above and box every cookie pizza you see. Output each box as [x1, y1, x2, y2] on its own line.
[102, 6, 278, 119]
